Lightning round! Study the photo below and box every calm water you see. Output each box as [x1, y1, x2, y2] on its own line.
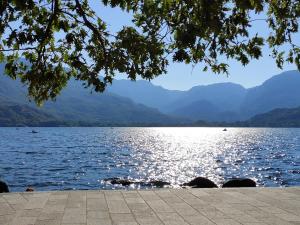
[0, 127, 299, 192]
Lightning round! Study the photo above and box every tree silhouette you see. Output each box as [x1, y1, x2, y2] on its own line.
[0, 0, 299, 104]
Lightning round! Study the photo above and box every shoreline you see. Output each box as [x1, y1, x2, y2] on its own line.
[3, 185, 300, 193]
[3, 125, 300, 128]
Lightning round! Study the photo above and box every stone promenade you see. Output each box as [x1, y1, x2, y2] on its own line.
[0, 187, 300, 225]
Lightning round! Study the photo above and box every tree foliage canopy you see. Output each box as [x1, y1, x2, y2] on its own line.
[0, 0, 300, 104]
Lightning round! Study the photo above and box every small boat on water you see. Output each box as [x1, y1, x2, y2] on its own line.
[223, 128, 227, 131]
[31, 130, 38, 134]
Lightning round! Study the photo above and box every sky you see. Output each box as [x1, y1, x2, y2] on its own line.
[91, 2, 298, 90]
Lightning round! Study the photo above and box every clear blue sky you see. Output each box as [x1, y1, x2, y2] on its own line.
[92, 2, 298, 90]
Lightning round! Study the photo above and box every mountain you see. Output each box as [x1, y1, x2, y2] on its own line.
[171, 100, 220, 121]
[170, 99, 240, 122]
[240, 70, 300, 119]
[38, 80, 177, 125]
[0, 64, 179, 126]
[167, 83, 246, 121]
[0, 74, 28, 105]
[0, 101, 63, 126]
[244, 107, 300, 127]
[109, 80, 247, 121]
[108, 79, 183, 111]
[109, 71, 300, 122]
[168, 82, 246, 110]
[2, 58, 300, 126]
[193, 106, 300, 127]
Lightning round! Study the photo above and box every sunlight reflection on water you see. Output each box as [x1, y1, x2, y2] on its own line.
[0, 127, 299, 191]
[119, 127, 265, 186]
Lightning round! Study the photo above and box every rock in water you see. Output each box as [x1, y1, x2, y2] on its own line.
[0, 180, 9, 193]
[110, 179, 133, 186]
[26, 187, 35, 192]
[222, 178, 256, 188]
[183, 177, 218, 188]
[107, 178, 170, 187]
[149, 180, 170, 187]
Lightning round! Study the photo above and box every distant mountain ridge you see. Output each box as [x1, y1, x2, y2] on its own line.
[108, 79, 183, 111]
[0, 64, 180, 126]
[0, 101, 64, 126]
[1, 59, 300, 126]
[240, 71, 300, 119]
[193, 106, 300, 127]
[166, 82, 246, 121]
[245, 107, 300, 127]
[109, 70, 300, 122]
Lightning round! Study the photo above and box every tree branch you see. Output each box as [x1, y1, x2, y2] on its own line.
[0, 47, 37, 52]
[40, 0, 59, 45]
[74, 0, 109, 75]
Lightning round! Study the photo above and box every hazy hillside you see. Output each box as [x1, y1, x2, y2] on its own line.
[109, 71, 300, 122]
[0, 101, 63, 126]
[192, 106, 300, 127]
[167, 83, 246, 121]
[2, 59, 300, 126]
[240, 70, 300, 119]
[170, 100, 241, 122]
[170, 83, 246, 110]
[245, 107, 300, 127]
[0, 64, 179, 125]
[40, 80, 176, 124]
[171, 100, 219, 120]
[108, 79, 183, 111]
[109, 80, 247, 121]
[0, 73, 28, 104]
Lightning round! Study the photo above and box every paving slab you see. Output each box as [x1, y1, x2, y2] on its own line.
[0, 187, 299, 225]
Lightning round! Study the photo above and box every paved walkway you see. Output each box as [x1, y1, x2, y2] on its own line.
[0, 187, 299, 225]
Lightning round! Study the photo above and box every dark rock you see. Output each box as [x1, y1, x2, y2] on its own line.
[149, 180, 170, 187]
[103, 177, 119, 182]
[25, 187, 34, 192]
[183, 177, 218, 188]
[110, 179, 133, 186]
[0, 180, 9, 193]
[222, 178, 256, 188]
[107, 178, 170, 187]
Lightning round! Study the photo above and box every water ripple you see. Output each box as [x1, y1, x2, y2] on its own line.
[0, 127, 299, 191]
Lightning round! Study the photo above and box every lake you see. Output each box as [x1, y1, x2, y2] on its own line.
[0, 127, 299, 192]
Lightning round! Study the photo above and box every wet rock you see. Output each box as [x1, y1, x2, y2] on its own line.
[103, 177, 119, 182]
[149, 180, 170, 187]
[0, 180, 9, 193]
[106, 178, 170, 187]
[183, 177, 218, 188]
[110, 179, 133, 186]
[222, 178, 256, 188]
[25, 187, 34, 192]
